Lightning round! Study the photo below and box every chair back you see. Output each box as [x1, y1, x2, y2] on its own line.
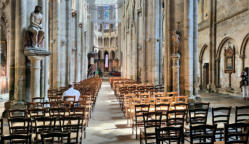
[190, 124, 217, 144]
[189, 108, 208, 126]
[142, 112, 162, 144]
[212, 107, 231, 126]
[225, 123, 249, 144]
[8, 117, 31, 135]
[1, 134, 32, 144]
[156, 126, 183, 144]
[167, 110, 186, 127]
[235, 105, 249, 123]
[41, 132, 70, 144]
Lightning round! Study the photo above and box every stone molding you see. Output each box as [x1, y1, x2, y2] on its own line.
[24, 47, 51, 57]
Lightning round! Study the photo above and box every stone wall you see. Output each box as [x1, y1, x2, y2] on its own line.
[198, 0, 249, 94]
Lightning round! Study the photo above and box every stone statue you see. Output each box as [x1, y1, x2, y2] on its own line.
[172, 31, 180, 54]
[28, 6, 44, 48]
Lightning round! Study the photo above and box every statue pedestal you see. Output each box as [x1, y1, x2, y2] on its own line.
[25, 47, 51, 100]
[171, 53, 180, 95]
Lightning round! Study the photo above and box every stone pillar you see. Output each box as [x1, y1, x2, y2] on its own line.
[209, 0, 217, 91]
[66, 0, 72, 85]
[172, 54, 180, 95]
[14, 0, 27, 102]
[193, 0, 199, 96]
[28, 56, 42, 99]
[8, 0, 16, 101]
[142, 0, 147, 83]
[155, 0, 160, 85]
[164, 0, 171, 95]
[39, 0, 49, 99]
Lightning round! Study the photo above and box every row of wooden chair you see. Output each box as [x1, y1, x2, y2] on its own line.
[137, 103, 249, 144]
[155, 123, 249, 144]
[0, 77, 102, 143]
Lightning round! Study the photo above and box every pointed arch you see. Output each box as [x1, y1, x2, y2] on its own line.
[216, 37, 233, 60]
[240, 33, 249, 69]
[199, 44, 208, 62]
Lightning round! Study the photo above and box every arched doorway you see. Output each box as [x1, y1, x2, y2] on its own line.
[199, 44, 209, 90]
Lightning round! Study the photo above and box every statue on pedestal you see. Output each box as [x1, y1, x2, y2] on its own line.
[172, 31, 180, 54]
[28, 6, 44, 48]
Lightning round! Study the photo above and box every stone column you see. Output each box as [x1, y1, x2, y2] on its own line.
[8, 0, 16, 101]
[28, 56, 42, 99]
[172, 54, 180, 95]
[209, 0, 217, 91]
[164, 0, 171, 95]
[14, 0, 27, 102]
[155, 0, 160, 85]
[193, 0, 199, 96]
[39, 0, 49, 99]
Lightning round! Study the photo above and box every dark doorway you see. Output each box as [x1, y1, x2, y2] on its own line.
[203, 63, 209, 89]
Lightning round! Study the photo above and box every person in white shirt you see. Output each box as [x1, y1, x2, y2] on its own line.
[62, 83, 80, 101]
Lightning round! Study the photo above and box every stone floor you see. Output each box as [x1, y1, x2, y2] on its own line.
[83, 81, 138, 144]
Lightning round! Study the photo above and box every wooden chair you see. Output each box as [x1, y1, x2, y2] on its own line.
[175, 96, 188, 104]
[63, 96, 76, 108]
[1, 134, 32, 144]
[190, 124, 217, 144]
[156, 126, 184, 144]
[174, 103, 188, 110]
[8, 117, 31, 135]
[224, 123, 249, 144]
[49, 96, 61, 102]
[166, 110, 186, 127]
[41, 132, 70, 144]
[32, 97, 45, 103]
[69, 107, 86, 138]
[78, 100, 91, 126]
[140, 111, 163, 144]
[133, 104, 150, 139]
[123, 94, 135, 125]
[28, 108, 46, 118]
[33, 117, 56, 142]
[49, 107, 65, 132]
[156, 97, 172, 104]
[8, 109, 27, 118]
[155, 104, 170, 126]
[212, 106, 231, 141]
[189, 108, 209, 126]
[194, 102, 210, 110]
[235, 105, 249, 123]
[61, 115, 83, 143]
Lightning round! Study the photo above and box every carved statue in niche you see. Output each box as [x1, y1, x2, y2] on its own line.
[172, 30, 180, 54]
[27, 6, 44, 48]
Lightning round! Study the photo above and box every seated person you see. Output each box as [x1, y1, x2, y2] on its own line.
[63, 83, 80, 102]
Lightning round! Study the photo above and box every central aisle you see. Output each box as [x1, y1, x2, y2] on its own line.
[83, 81, 138, 144]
